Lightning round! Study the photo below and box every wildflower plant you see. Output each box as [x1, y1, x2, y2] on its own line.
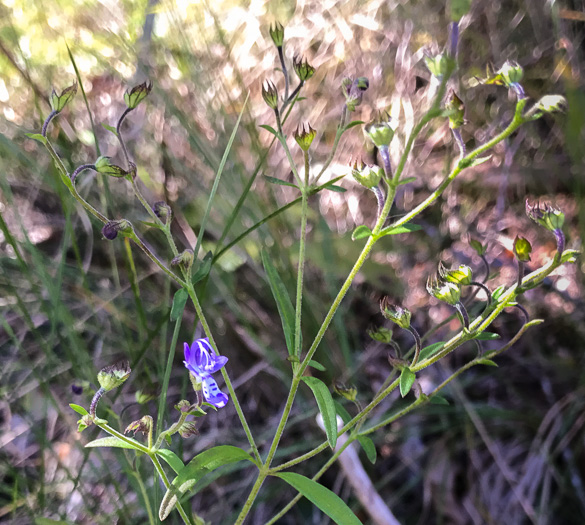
[25, 6, 579, 525]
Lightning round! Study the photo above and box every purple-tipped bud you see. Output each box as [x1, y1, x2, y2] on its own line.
[178, 421, 199, 438]
[294, 123, 317, 151]
[438, 261, 473, 286]
[513, 236, 532, 263]
[525, 200, 565, 232]
[125, 415, 153, 436]
[124, 81, 152, 109]
[426, 276, 461, 306]
[102, 219, 133, 240]
[351, 159, 382, 189]
[171, 249, 194, 272]
[380, 297, 412, 329]
[269, 22, 285, 47]
[293, 55, 315, 82]
[262, 80, 279, 110]
[97, 361, 131, 392]
[333, 381, 358, 402]
[342, 77, 369, 112]
[153, 201, 172, 223]
[50, 83, 77, 113]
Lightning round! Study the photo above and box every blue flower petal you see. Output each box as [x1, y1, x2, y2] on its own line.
[183, 342, 192, 363]
[202, 376, 228, 408]
[206, 355, 228, 373]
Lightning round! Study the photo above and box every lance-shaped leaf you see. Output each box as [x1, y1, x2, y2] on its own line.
[170, 288, 189, 322]
[156, 449, 185, 474]
[85, 436, 142, 450]
[301, 377, 337, 449]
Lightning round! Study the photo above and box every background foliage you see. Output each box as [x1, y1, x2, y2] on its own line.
[1, 0, 584, 523]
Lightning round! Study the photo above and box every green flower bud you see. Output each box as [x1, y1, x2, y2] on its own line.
[426, 276, 461, 306]
[513, 236, 532, 263]
[97, 361, 131, 392]
[333, 381, 358, 402]
[367, 326, 393, 344]
[153, 201, 172, 224]
[365, 113, 397, 147]
[294, 123, 317, 151]
[262, 80, 279, 110]
[293, 55, 315, 82]
[380, 297, 411, 329]
[135, 388, 157, 405]
[175, 400, 206, 416]
[125, 415, 153, 436]
[445, 90, 466, 129]
[50, 83, 77, 113]
[101, 219, 133, 240]
[525, 200, 565, 232]
[351, 159, 383, 189]
[171, 249, 194, 272]
[178, 421, 199, 438]
[438, 261, 473, 286]
[534, 95, 567, 114]
[77, 414, 93, 432]
[124, 81, 152, 110]
[424, 52, 456, 79]
[269, 22, 285, 47]
[497, 60, 523, 87]
[94, 156, 128, 178]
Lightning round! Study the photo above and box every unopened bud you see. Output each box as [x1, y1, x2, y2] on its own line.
[497, 60, 523, 87]
[367, 326, 393, 344]
[262, 80, 279, 110]
[525, 200, 565, 232]
[333, 381, 358, 402]
[445, 90, 466, 129]
[294, 123, 316, 151]
[293, 55, 316, 82]
[342, 77, 369, 112]
[269, 22, 285, 47]
[380, 297, 411, 329]
[178, 421, 199, 438]
[171, 249, 194, 272]
[426, 276, 461, 306]
[534, 95, 567, 114]
[125, 415, 153, 436]
[153, 201, 172, 223]
[365, 113, 397, 147]
[94, 156, 128, 178]
[135, 388, 157, 405]
[513, 236, 532, 263]
[351, 159, 382, 189]
[50, 83, 77, 113]
[424, 53, 455, 79]
[124, 81, 152, 109]
[97, 361, 131, 392]
[102, 219, 133, 240]
[77, 414, 93, 432]
[438, 262, 473, 286]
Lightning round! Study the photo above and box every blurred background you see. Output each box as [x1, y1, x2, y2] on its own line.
[1, 0, 584, 524]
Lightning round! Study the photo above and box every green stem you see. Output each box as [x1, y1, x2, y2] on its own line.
[133, 469, 156, 525]
[312, 106, 348, 185]
[153, 411, 189, 450]
[94, 420, 150, 454]
[150, 453, 193, 525]
[183, 284, 261, 463]
[275, 113, 302, 187]
[128, 232, 185, 286]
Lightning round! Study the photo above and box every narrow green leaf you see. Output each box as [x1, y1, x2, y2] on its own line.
[140, 220, 164, 230]
[467, 155, 492, 167]
[398, 176, 417, 185]
[159, 446, 255, 520]
[378, 222, 422, 237]
[259, 124, 279, 137]
[276, 472, 362, 525]
[157, 449, 185, 474]
[419, 342, 446, 361]
[69, 403, 88, 416]
[323, 184, 346, 192]
[477, 358, 498, 367]
[25, 133, 48, 145]
[430, 395, 450, 405]
[308, 359, 326, 371]
[263, 175, 298, 188]
[193, 93, 249, 260]
[357, 435, 377, 464]
[491, 285, 506, 301]
[85, 437, 141, 450]
[334, 401, 352, 425]
[351, 225, 372, 241]
[261, 249, 296, 355]
[101, 123, 118, 136]
[301, 377, 337, 449]
[170, 288, 188, 321]
[399, 368, 416, 397]
[474, 332, 500, 340]
[343, 120, 365, 131]
[192, 251, 213, 285]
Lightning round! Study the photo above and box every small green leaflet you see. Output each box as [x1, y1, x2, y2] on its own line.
[308, 359, 326, 371]
[351, 225, 372, 241]
[343, 120, 364, 131]
[157, 449, 185, 474]
[259, 124, 279, 137]
[301, 377, 338, 449]
[477, 358, 498, 367]
[323, 184, 346, 192]
[357, 435, 377, 464]
[25, 133, 48, 145]
[474, 332, 500, 341]
[69, 403, 88, 416]
[263, 175, 298, 189]
[101, 123, 118, 136]
[399, 368, 416, 397]
[261, 249, 296, 356]
[170, 288, 188, 321]
[398, 176, 417, 185]
[419, 342, 446, 361]
[378, 222, 422, 238]
[192, 251, 212, 285]
[275, 472, 362, 525]
[85, 436, 141, 450]
[430, 395, 450, 405]
[159, 446, 255, 520]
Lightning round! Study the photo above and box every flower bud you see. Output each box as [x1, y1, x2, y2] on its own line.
[424, 52, 455, 79]
[262, 80, 279, 110]
[513, 236, 532, 263]
[178, 421, 199, 438]
[50, 83, 77, 113]
[497, 60, 523, 87]
[153, 201, 172, 224]
[94, 156, 128, 178]
[171, 249, 194, 272]
[77, 414, 93, 432]
[333, 381, 358, 402]
[367, 326, 393, 344]
[125, 415, 153, 436]
[124, 81, 152, 109]
[365, 113, 397, 147]
[342, 77, 369, 112]
[269, 22, 285, 48]
[525, 200, 565, 232]
[135, 388, 157, 405]
[293, 55, 316, 82]
[294, 123, 316, 151]
[97, 361, 131, 392]
[426, 276, 461, 306]
[102, 219, 133, 240]
[175, 400, 206, 415]
[380, 298, 411, 329]
[445, 90, 466, 129]
[534, 95, 567, 114]
[438, 262, 473, 286]
[351, 159, 383, 189]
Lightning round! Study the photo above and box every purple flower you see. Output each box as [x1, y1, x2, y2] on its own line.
[183, 338, 229, 408]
